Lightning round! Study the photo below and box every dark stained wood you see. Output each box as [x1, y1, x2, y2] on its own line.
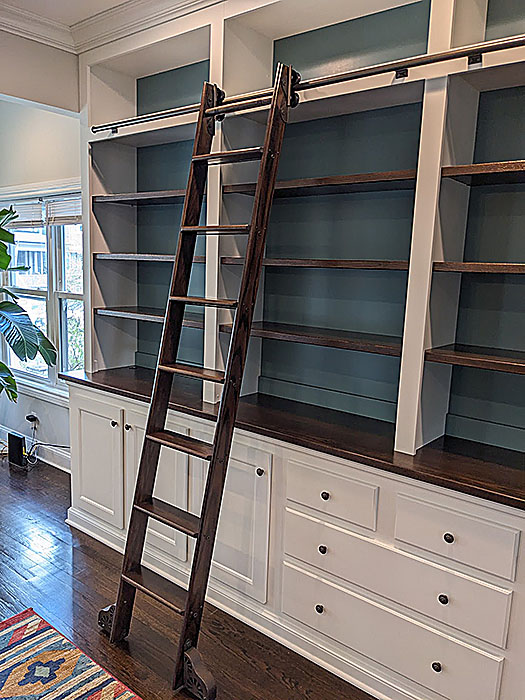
[94, 306, 204, 328]
[181, 225, 250, 235]
[193, 147, 263, 165]
[147, 429, 213, 459]
[426, 343, 525, 374]
[434, 261, 525, 273]
[223, 169, 416, 198]
[135, 498, 201, 537]
[170, 295, 237, 308]
[222, 257, 409, 270]
[122, 566, 186, 615]
[220, 320, 402, 356]
[159, 362, 225, 383]
[94, 253, 206, 263]
[0, 459, 375, 700]
[442, 160, 525, 185]
[93, 190, 186, 205]
[59, 367, 525, 510]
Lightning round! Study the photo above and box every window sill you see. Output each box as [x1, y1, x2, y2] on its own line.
[14, 374, 69, 408]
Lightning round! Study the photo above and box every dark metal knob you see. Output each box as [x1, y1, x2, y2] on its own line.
[443, 532, 455, 544]
[110, 420, 118, 428]
[438, 594, 449, 606]
[315, 604, 324, 614]
[124, 424, 131, 431]
[432, 662, 442, 673]
[320, 491, 330, 501]
[318, 545, 327, 555]
[256, 468, 265, 477]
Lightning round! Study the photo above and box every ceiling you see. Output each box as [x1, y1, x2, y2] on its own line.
[3, 0, 128, 26]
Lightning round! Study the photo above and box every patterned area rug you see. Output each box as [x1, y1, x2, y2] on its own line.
[0, 609, 141, 699]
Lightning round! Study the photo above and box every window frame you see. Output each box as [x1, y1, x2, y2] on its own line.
[1, 192, 84, 390]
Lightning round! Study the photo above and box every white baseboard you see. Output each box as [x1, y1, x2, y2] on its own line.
[0, 424, 71, 472]
[66, 506, 426, 700]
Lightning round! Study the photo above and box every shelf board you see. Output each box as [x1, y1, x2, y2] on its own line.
[433, 261, 525, 273]
[92, 190, 186, 205]
[442, 160, 525, 186]
[94, 253, 205, 263]
[222, 257, 409, 270]
[58, 367, 525, 510]
[223, 169, 416, 198]
[426, 344, 525, 375]
[220, 320, 401, 356]
[94, 306, 204, 328]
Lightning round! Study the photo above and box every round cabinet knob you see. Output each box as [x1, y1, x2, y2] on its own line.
[320, 491, 330, 501]
[315, 604, 324, 614]
[318, 545, 328, 555]
[256, 468, 265, 477]
[438, 594, 449, 606]
[124, 424, 131, 431]
[110, 420, 118, 428]
[431, 662, 442, 673]
[443, 532, 455, 544]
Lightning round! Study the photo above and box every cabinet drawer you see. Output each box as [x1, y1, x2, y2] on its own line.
[286, 459, 378, 530]
[284, 509, 512, 647]
[282, 563, 503, 700]
[395, 495, 520, 581]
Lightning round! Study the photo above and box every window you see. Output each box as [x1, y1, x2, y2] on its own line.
[1, 194, 84, 386]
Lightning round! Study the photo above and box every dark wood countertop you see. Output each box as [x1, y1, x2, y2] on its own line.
[59, 366, 525, 511]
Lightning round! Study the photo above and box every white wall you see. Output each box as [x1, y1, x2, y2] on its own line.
[0, 98, 80, 190]
[0, 31, 78, 112]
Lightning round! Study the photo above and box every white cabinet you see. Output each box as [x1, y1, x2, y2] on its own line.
[70, 391, 124, 528]
[124, 408, 189, 563]
[191, 430, 273, 603]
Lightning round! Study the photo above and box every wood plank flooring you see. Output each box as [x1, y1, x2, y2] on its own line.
[0, 459, 374, 700]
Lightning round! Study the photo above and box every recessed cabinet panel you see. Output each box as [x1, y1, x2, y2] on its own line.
[72, 395, 124, 528]
[395, 495, 520, 581]
[286, 458, 378, 530]
[124, 408, 189, 563]
[191, 434, 272, 603]
[282, 563, 504, 700]
[285, 508, 513, 647]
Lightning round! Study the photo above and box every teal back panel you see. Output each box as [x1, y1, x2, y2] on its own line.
[259, 103, 421, 421]
[446, 86, 525, 452]
[486, 0, 525, 41]
[137, 60, 209, 114]
[273, 1, 430, 80]
[135, 62, 208, 368]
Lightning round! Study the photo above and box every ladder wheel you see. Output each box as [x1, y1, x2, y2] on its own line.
[290, 91, 300, 108]
[183, 647, 217, 700]
[98, 604, 116, 636]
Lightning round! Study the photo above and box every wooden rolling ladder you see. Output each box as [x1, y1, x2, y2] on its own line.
[98, 63, 300, 700]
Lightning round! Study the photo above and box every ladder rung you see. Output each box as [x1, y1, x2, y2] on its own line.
[170, 295, 237, 309]
[159, 362, 225, 383]
[206, 97, 272, 117]
[135, 498, 201, 537]
[122, 565, 185, 615]
[147, 429, 213, 460]
[181, 225, 250, 235]
[193, 147, 263, 165]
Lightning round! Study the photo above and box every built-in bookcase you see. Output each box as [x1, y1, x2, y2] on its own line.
[77, 0, 525, 481]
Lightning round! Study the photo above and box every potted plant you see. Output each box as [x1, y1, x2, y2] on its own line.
[0, 206, 57, 401]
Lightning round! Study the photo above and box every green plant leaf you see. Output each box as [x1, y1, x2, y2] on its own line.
[0, 228, 14, 244]
[0, 242, 11, 271]
[0, 300, 39, 360]
[0, 287, 18, 300]
[36, 328, 57, 366]
[0, 206, 18, 230]
[0, 360, 17, 401]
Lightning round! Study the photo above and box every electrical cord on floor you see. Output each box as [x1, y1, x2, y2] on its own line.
[26, 440, 70, 466]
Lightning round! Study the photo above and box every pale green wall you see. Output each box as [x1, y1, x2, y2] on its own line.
[486, 0, 525, 40]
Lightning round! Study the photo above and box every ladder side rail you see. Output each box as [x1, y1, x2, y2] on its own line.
[173, 63, 292, 690]
[109, 81, 219, 644]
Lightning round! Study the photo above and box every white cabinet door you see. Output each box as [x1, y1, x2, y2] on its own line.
[191, 430, 272, 603]
[124, 408, 189, 563]
[70, 392, 124, 528]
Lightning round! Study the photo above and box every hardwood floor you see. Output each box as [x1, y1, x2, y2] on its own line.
[0, 459, 374, 700]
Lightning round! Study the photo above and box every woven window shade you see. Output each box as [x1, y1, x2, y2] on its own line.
[45, 196, 82, 226]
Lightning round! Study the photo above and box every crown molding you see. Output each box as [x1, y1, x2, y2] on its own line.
[0, 2, 75, 53]
[72, 0, 225, 54]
